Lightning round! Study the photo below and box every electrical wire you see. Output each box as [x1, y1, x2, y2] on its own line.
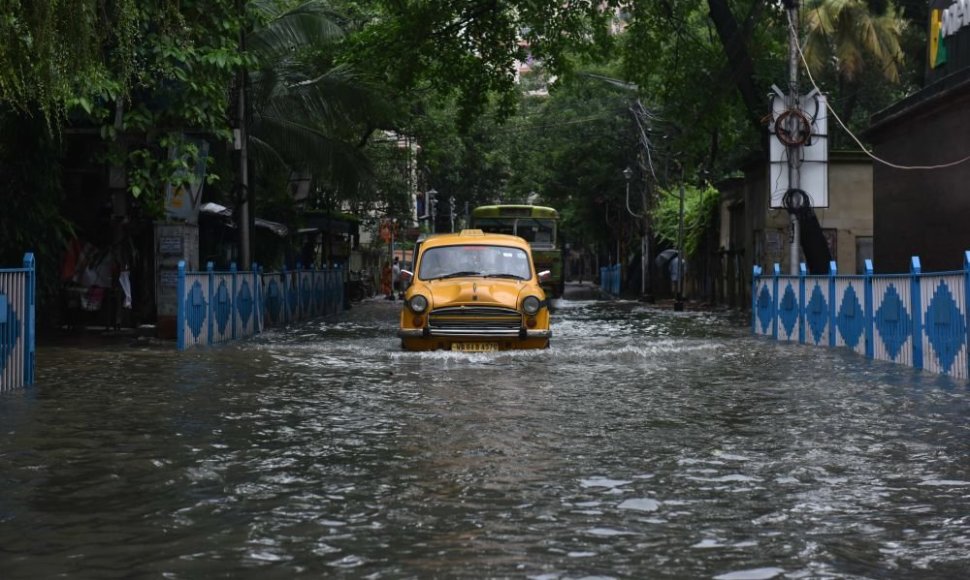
[787, 11, 970, 171]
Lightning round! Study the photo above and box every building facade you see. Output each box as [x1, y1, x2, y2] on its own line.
[717, 152, 873, 307]
[868, 0, 970, 273]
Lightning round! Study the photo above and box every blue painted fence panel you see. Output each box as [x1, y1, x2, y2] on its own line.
[753, 253, 970, 382]
[599, 264, 622, 296]
[178, 262, 342, 350]
[872, 276, 913, 368]
[919, 273, 967, 379]
[752, 267, 775, 337]
[803, 276, 833, 346]
[210, 269, 236, 344]
[775, 276, 800, 342]
[179, 269, 211, 349]
[259, 266, 343, 330]
[0, 253, 35, 390]
[833, 276, 867, 356]
[234, 268, 259, 339]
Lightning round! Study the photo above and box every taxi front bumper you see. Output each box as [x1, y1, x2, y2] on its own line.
[398, 328, 551, 339]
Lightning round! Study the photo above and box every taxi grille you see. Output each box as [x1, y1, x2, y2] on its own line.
[428, 306, 522, 336]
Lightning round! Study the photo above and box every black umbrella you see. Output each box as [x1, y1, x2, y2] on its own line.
[655, 249, 679, 268]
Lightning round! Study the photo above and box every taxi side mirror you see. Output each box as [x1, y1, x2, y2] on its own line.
[538, 270, 551, 282]
[400, 270, 413, 282]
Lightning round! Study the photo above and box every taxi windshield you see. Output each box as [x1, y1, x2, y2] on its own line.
[418, 245, 532, 281]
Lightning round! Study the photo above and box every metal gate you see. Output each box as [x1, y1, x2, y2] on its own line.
[0, 253, 35, 390]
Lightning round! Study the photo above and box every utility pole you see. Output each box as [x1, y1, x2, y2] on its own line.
[785, 0, 800, 275]
[236, 1, 251, 270]
[675, 183, 685, 312]
[449, 196, 455, 232]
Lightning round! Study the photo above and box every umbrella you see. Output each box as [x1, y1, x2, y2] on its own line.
[655, 249, 679, 268]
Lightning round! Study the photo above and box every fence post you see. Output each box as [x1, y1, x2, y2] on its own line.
[297, 262, 305, 322]
[206, 262, 214, 345]
[828, 261, 837, 347]
[864, 259, 874, 359]
[23, 252, 35, 386]
[177, 260, 186, 351]
[254, 263, 263, 334]
[772, 263, 780, 340]
[798, 262, 807, 344]
[911, 256, 923, 371]
[310, 263, 317, 317]
[960, 251, 970, 379]
[336, 263, 344, 313]
[230, 262, 238, 340]
[751, 265, 761, 334]
[282, 265, 289, 325]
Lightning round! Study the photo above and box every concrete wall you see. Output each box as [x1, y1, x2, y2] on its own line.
[725, 153, 873, 279]
[816, 158, 874, 273]
[870, 86, 970, 273]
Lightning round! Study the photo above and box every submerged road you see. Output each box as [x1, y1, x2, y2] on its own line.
[1, 286, 969, 578]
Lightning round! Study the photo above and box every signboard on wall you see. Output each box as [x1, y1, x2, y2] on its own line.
[768, 89, 829, 209]
[928, 0, 970, 82]
[163, 137, 210, 223]
[154, 223, 199, 319]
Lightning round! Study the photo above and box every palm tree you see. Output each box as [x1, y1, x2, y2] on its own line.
[235, 0, 393, 264]
[801, 0, 907, 127]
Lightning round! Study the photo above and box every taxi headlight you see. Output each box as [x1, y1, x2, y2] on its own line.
[408, 294, 429, 313]
[522, 295, 541, 315]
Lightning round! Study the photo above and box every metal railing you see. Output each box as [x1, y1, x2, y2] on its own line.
[599, 264, 622, 296]
[0, 253, 35, 390]
[177, 261, 344, 351]
[753, 253, 970, 381]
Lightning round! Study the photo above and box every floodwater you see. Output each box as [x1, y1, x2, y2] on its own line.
[2, 290, 969, 579]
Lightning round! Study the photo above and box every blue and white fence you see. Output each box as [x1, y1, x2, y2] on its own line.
[0, 253, 35, 390]
[177, 261, 343, 350]
[752, 253, 970, 381]
[600, 264, 622, 296]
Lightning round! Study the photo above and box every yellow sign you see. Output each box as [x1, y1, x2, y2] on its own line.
[930, 8, 946, 69]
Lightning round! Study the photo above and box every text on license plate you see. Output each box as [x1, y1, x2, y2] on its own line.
[452, 342, 498, 352]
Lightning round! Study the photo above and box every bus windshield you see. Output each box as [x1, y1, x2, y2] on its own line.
[472, 217, 555, 245]
[515, 218, 555, 244]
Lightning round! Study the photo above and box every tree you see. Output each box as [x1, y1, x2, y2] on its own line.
[801, 0, 908, 133]
[0, 0, 139, 126]
[245, 1, 394, 223]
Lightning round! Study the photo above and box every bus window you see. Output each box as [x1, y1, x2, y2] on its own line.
[473, 218, 515, 237]
[515, 218, 555, 244]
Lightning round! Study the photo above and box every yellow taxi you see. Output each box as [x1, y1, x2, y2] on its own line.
[398, 229, 552, 351]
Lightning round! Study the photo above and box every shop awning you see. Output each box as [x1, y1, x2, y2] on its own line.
[200, 202, 288, 237]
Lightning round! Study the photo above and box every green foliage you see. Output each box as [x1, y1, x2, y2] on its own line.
[342, 0, 613, 128]
[653, 182, 720, 258]
[0, 0, 139, 126]
[0, 113, 73, 307]
[620, 1, 780, 178]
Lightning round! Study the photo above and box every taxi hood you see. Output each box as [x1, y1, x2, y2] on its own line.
[419, 277, 529, 308]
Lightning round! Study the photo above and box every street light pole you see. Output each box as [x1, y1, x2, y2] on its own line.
[449, 196, 455, 232]
[785, 0, 801, 275]
[622, 166, 646, 299]
[427, 188, 437, 233]
[675, 183, 685, 312]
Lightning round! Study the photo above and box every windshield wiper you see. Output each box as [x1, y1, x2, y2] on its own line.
[484, 273, 525, 280]
[434, 271, 483, 280]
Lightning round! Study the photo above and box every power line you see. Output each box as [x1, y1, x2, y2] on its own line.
[492, 112, 617, 133]
[787, 11, 970, 171]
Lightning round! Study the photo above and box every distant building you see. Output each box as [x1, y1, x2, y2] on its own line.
[716, 152, 873, 307]
[867, 0, 970, 273]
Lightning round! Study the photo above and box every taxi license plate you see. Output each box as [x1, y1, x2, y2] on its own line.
[452, 342, 498, 353]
